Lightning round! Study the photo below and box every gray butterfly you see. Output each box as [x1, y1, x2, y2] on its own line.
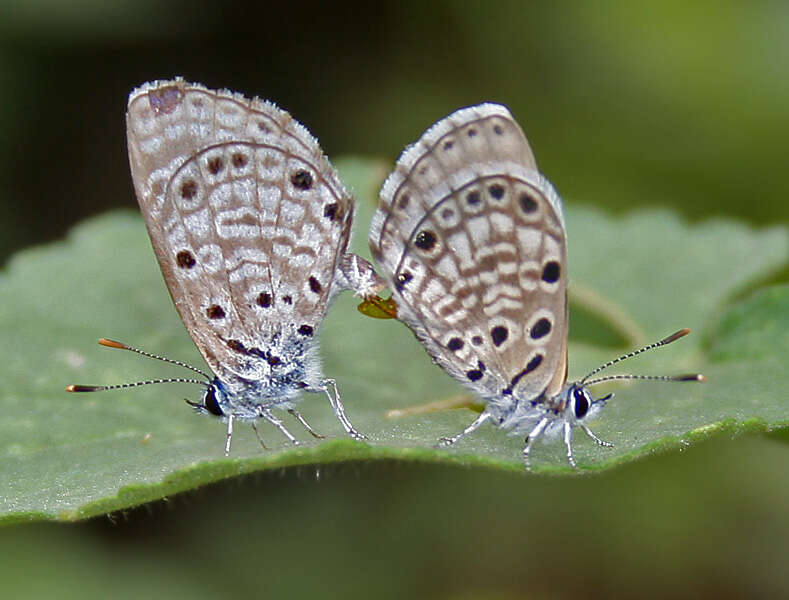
[69, 78, 384, 454]
[369, 103, 703, 468]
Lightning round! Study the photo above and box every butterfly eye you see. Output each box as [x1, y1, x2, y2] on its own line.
[573, 387, 590, 419]
[203, 387, 224, 417]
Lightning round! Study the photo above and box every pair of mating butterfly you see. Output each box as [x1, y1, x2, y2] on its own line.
[67, 78, 703, 469]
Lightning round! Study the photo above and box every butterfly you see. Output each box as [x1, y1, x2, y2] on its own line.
[367, 103, 704, 468]
[67, 78, 384, 455]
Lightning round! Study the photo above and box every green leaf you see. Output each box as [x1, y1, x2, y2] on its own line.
[0, 158, 786, 522]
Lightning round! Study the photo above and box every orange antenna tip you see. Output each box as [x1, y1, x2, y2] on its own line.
[66, 384, 103, 392]
[662, 328, 691, 344]
[98, 338, 127, 349]
[673, 373, 705, 382]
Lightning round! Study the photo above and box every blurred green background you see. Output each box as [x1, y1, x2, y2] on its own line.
[0, 1, 787, 598]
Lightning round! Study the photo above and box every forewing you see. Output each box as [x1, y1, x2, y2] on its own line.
[370, 104, 568, 400]
[126, 79, 353, 380]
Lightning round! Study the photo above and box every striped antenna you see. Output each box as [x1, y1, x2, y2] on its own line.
[580, 329, 705, 387]
[66, 338, 211, 393]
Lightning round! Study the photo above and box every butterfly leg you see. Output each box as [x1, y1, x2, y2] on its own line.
[522, 417, 550, 470]
[320, 379, 367, 441]
[436, 412, 492, 447]
[250, 421, 270, 450]
[259, 408, 300, 446]
[224, 414, 234, 456]
[563, 421, 579, 470]
[579, 423, 614, 448]
[289, 408, 326, 439]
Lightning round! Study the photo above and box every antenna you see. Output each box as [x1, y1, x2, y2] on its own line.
[583, 372, 705, 387]
[66, 338, 211, 393]
[580, 328, 705, 387]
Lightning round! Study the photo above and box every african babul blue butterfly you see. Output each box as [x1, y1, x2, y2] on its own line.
[365, 103, 704, 468]
[67, 78, 385, 454]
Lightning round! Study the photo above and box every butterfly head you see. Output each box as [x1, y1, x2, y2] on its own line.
[184, 376, 290, 421]
[563, 381, 612, 423]
[186, 380, 226, 417]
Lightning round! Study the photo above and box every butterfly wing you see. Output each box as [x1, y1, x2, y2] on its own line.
[126, 79, 354, 383]
[370, 104, 568, 404]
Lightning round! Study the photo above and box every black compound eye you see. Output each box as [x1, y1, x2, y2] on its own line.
[203, 387, 223, 417]
[573, 388, 590, 419]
